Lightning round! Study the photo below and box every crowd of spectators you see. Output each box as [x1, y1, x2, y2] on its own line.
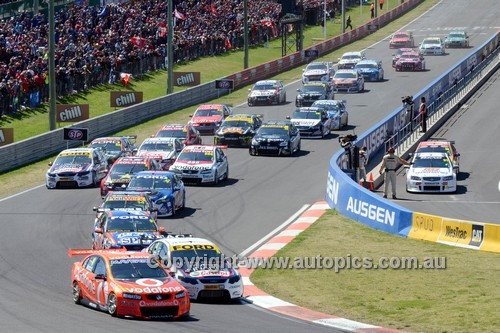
[0, 0, 360, 116]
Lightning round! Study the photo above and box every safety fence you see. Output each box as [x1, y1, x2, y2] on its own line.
[326, 31, 500, 253]
[0, 0, 423, 173]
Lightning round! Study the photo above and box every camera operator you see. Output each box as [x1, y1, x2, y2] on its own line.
[402, 96, 414, 131]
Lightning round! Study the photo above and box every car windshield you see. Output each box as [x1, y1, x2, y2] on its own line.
[171, 249, 225, 273]
[90, 142, 121, 152]
[356, 63, 377, 68]
[139, 143, 174, 151]
[107, 216, 157, 232]
[111, 163, 148, 175]
[393, 33, 408, 39]
[303, 86, 325, 93]
[103, 200, 148, 210]
[221, 120, 252, 129]
[128, 176, 173, 190]
[313, 102, 341, 112]
[156, 129, 187, 138]
[178, 151, 213, 162]
[54, 155, 91, 166]
[110, 259, 168, 279]
[258, 127, 288, 137]
[423, 39, 440, 45]
[335, 72, 357, 79]
[194, 109, 222, 117]
[413, 156, 450, 168]
[292, 111, 321, 119]
[449, 33, 464, 38]
[342, 55, 360, 60]
[307, 64, 327, 70]
[417, 146, 451, 155]
[254, 84, 276, 90]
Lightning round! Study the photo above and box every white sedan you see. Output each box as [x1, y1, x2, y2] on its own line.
[406, 152, 457, 193]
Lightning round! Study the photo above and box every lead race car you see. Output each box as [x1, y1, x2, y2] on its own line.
[70, 249, 190, 319]
[127, 171, 186, 217]
[146, 236, 243, 300]
[189, 104, 232, 135]
[405, 152, 457, 193]
[247, 80, 286, 106]
[169, 145, 229, 185]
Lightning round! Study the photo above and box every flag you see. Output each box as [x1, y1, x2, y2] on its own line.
[174, 9, 185, 20]
[210, 4, 218, 15]
[130, 36, 147, 48]
[224, 38, 232, 50]
[99, 5, 109, 17]
[120, 73, 132, 87]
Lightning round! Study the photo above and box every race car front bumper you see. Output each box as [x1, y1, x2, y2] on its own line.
[334, 85, 360, 93]
[215, 135, 252, 147]
[173, 169, 216, 185]
[191, 123, 219, 135]
[115, 292, 190, 319]
[153, 200, 175, 217]
[248, 95, 279, 105]
[46, 172, 93, 188]
[178, 276, 244, 300]
[419, 48, 445, 55]
[406, 179, 456, 193]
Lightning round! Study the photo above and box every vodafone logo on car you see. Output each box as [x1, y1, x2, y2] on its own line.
[135, 278, 164, 287]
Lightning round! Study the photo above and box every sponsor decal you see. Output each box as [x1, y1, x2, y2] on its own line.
[171, 244, 216, 251]
[437, 219, 480, 247]
[470, 224, 484, 247]
[445, 225, 467, 239]
[56, 104, 90, 122]
[409, 212, 442, 242]
[74, 266, 96, 294]
[125, 286, 183, 293]
[174, 72, 201, 86]
[360, 123, 388, 157]
[110, 215, 149, 220]
[135, 278, 164, 287]
[63, 128, 89, 141]
[346, 197, 395, 226]
[190, 270, 231, 277]
[0, 128, 14, 147]
[139, 300, 175, 307]
[110, 91, 143, 107]
[326, 171, 339, 205]
[120, 301, 137, 307]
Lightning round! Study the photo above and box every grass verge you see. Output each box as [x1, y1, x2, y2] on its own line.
[251, 210, 500, 332]
[0, 0, 439, 199]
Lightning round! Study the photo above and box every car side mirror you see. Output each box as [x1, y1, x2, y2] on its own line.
[302, 69, 305, 72]
[404, 165, 410, 169]
[456, 153, 460, 157]
[296, 88, 300, 92]
[168, 271, 176, 277]
[159, 226, 166, 233]
[92, 207, 98, 211]
[408, 153, 413, 157]
[248, 88, 251, 92]
[95, 274, 106, 280]
[189, 114, 193, 117]
[94, 227, 103, 234]
[286, 116, 291, 119]
[48, 162, 53, 166]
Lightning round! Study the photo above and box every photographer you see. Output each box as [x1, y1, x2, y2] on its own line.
[402, 96, 414, 131]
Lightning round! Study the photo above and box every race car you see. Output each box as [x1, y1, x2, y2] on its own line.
[337, 51, 365, 69]
[94, 191, 156, 221]
[301, 61, 335, 84]
[46, 148, 108, 189]
[70, 250, 190, 319]
[214, 114, 263, 147]
[295, 83, 333, 107]
[169, 145, 229, 185]
[249, 121, 301, 156]
[188, 104, 232, 135]
[247, 80, 286, 106]
[354, 60, 384, 81]
[405, 152, 457, 193]
[127, 171, 185, 217]
[445, 30, 469, 48]
[136, 137, 184, 170]
[332, 70, 365, 93]
[288, 107, 332, 138]
[146, 236, 243, 300]
[92, 210, 165, 250]
[154, 123, 202, 146]
[389, 31, 414, 48]
[415, 140, 460, 173]
[392, 48, 415, 67]
[395, 52, 426, 71]
[312, 100, 349, 130]
[89, 136, 137, 165]
[419, 37, 445, 55]
[100, 157, 161, 197]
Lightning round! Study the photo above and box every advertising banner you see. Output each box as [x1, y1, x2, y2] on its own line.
[56, 104, 90, 122]
[110, 91, 143, 107]
[0, 128, 14, 147]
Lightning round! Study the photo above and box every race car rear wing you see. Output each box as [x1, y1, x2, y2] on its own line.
[67, 247, 127, 258]
[164, 233, 193, 238]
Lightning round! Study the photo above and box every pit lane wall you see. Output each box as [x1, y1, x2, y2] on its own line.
[0, 0, 422, 174]
[326, 32, 500, 252]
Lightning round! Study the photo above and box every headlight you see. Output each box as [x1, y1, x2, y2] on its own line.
[123, 293, 142, 300]
[303, 76, 309, 83]
[175, 291, 186, 299]
[178, 275, 198, 285]
[442, 176, 453, 181]
[104, 181, 112, 186]
[200, 169, 212, 174]
[311, 124, 320, 130]
[279, 142, 288, 147]
[156, 197, 168, 204]
[410, 176, 421, 181]
[251, 138, 259, 146]
[228, 274, 241, 284]
[47, 173, 56, 177]
[78, 170, 90, 176]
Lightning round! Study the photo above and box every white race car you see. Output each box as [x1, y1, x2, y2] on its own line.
[247, 80, 286, 106]
[146, 236, 244, 300]
[337, 51, 365, 69]
[136, 137, 184, 170]
[169, 145, 229, 185]
[419, 37, 445, 55]
[288, 107, 332, 138]
[301, 61, 335, 84]
[406, 152, 457, 193]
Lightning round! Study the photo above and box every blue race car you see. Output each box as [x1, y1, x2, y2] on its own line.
[127, 171, 186, 217]
[311, 100, 349, 130]
[354, 60, 384, 82]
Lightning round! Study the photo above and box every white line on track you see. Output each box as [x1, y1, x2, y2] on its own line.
[0, 184, 45, 203]
[412, 201, 500, 204]
[498, 180, 500, 193]
[239, 204, 309, 257]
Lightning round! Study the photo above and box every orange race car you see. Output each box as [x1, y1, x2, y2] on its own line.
[70, 249, 190, 319]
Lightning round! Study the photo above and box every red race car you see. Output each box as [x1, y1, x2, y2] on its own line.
[188, 104, 232, 135]
[389, 31, 414, 48]
[395, 52, 426, 71]
[392, 48, 415, 67]
[70, 249, 190, 319]
[154, 124, 202, 146]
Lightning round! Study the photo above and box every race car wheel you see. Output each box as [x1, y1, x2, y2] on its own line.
[181, 192, 186, 210]
[170, 199, 176, 217]
[91, 171, 98, 187]
[283, 93, 286, 104]
[223, 166, 229, 181]
[249, 147, 256, 156]
[320, 125, 325, 139]
[360, 83, 364, 92]
[107, 292, 118, 317]
[72, 281, 82, 304]
[213, 171, 219, 186]
[297, 140, 301, 153]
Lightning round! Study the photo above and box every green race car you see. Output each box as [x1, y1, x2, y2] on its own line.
[445, 31, 469, 48]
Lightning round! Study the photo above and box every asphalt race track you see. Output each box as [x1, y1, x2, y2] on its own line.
[392, 69, 500, 223]
[0, 1, 498, 331]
